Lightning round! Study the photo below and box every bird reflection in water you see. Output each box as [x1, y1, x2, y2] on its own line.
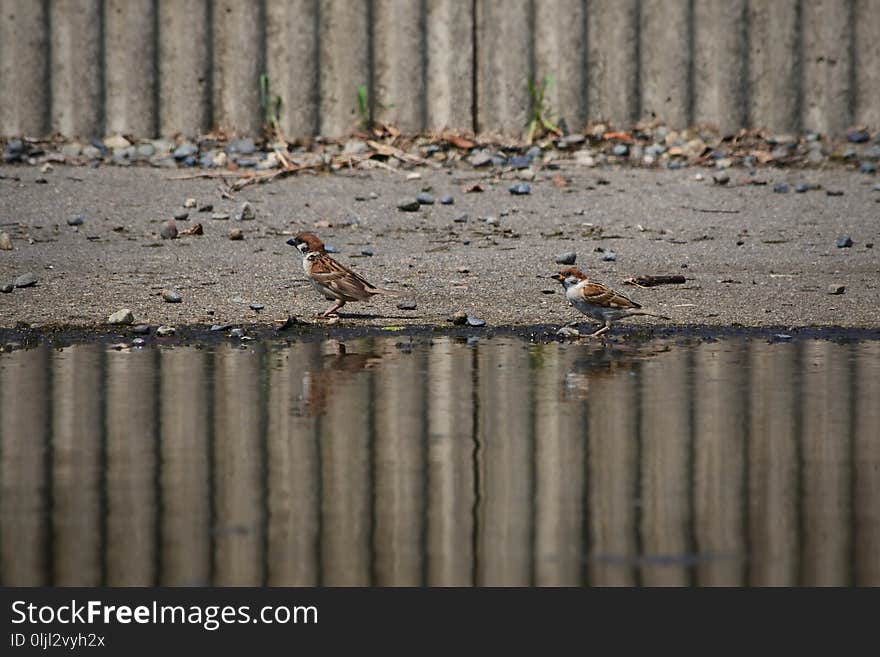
[299, 340, 384, 416]
[561, 342, 670, 401]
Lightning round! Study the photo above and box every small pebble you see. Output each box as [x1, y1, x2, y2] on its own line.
[198, 204, 213, 212]
[14, 272, 37, 288]
[451, 310, 468, 325]
[160, 219, 178, 239]
[557, 326, 582, 338]
[237, 201, 256, 221]
[131, 338, 146, 347]
[508, 183, 531, 195]
[439, 195, 454, 205]
[773, 334, 793, 342]
[712, 174, 730, 185]
[466, 316, 486, 327]
[860, 162, 877, 174]
[825, 189, 844, 197]
[67, 214, 85, 226]
[211, 213, 230, 220]
[156, 325, 176, 337]
[360, 249, 374, 256]
[210, 324, 232, 332]
[162, 289, 182, 303]
[0, 232, 12, 250]
[173, 211, 189, 221]
[183, 198, 196, 208]
[847, 129, 870, 143]
[229, 328, 246, 338]
[132, 324, 150, 335]
[0, 284, 13, 293]
[229, 228, 244, 240]
[416, 192, 434, 205]
[836, 235, 853, 248]
[827, 284, 846, 295]
[611, 144, 629, 157]
[555, 251, 577, 265]
[108, 308, 134, 325]
[794, 183, 810, 193]
[397, 301, 417, 310]
[453, 213, 468, 223]
[773, 183, 790, 193]
[602, 251, 617, 262]
[249, 303, 264, 311]
[397, 199, 421, 212]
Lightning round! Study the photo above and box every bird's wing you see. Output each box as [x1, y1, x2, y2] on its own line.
[576, 281, 642, 309]
[309, 254, 377, 301]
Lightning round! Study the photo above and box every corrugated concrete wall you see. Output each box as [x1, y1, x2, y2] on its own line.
[1, 0, 878, 139]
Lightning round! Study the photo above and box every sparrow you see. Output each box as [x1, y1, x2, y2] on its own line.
[552, 267, 670, 337]
[287, 232, 399, 317]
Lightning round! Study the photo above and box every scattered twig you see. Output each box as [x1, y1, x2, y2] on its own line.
[623, 274, 687, 288]
[681, 205, 741, 214]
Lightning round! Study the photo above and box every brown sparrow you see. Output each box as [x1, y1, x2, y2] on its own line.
[552, 267, 670, 337]
[288, 232, 399, 317]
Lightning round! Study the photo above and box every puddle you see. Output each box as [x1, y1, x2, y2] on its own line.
[1, 334, 878, 586]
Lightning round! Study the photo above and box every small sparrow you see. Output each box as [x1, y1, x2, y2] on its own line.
[552, 267, 670, 337]
[288, 232, 399, 317]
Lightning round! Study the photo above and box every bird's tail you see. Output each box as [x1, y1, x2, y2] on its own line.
[369, 286, 402, 296]
[630, 310, 671, 320]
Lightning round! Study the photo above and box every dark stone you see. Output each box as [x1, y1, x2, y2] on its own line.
[439, 195, 454, 205]
[827, 284, 846, 295]
[508, 155, 531, 169]
[397, 301, 417, 310]
[398, 199, 421, 212]
[360, 249, 374, 256]
[826, 189, 844, 197]
[67, 214, 85, 226]
[198, 204, 213, 212]
[172, 142, 198, 160]
[210, 324, 232, 332]
[847, 129, 870, 143]
[836, 235, 853, 248]
[249, 303, 264, 311]
[416, 192, 434, 205]
[236, 158, 257, 168]
[14, 272, 37, 288]
[451, 310, 468, 325]
[0, 284, 13, 293]
[453, 214, 468, 223]
[173, 211, 189, 221]
[508, 183, 531, 195]
[162, 289, 183, 303]
[226, 138, 256, 155]
[773, 183, 790, 194]
[712, 174, 730, 185]
[555, 251, 577, 265]
[466, 316, 486, 327]
[794, 183, 810, 193]
[132, 325, 151, 335]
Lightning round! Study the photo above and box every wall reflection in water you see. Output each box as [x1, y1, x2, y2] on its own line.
[1, 336, 878, 586]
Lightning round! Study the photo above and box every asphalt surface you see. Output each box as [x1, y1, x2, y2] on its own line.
[1, 162, 878, 331]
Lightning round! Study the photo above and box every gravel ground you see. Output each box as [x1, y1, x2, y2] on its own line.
[1, 162, 878, 331]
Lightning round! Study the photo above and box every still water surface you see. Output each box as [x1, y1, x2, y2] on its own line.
[1, 335, 878, 586]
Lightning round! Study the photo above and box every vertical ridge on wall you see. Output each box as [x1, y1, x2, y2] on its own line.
[534, 0, 588, 134]
[318, 0, 368, 137]
[475, 0, 532, 135]
[425, 0, 473, 132]
[693, 0, 747, 135]
[159, 0, 211, 137]
[373, 0, 426, 133]
[853, 0, 880, 128]
[587, 0, 639, 126]
[212, 0, 263, 136]
[639, 0, 691, 128]
[266, 0, 320, 138]
[0, 0, 49, 136]
[747, 0, 800, 133]
[104, 0, 157, 136]
[49, 0, 102, 138]
[802, 0, 854, 135]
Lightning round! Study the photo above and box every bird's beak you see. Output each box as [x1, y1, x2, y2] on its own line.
[551, 273, 564, 281]
[286, 238, 297, 247]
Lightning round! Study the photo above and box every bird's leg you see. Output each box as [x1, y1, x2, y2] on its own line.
[320, 300, 345, 318]
[587, 320, 611, 338]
